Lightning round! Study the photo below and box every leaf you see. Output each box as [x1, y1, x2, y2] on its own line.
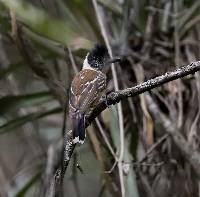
[0, 91, 53, 115]
[97, 0, 122, 16]
[22, 27, 65, 57]
[108, 105, 120, 147]
[132, 0, 149, 33]
[180, 15, 200, 38]
[124, 144, 139, 197]
[0, 107, 62, 134]
[0, 63, 23, 79]
[1, 0, 92, 49]
[177, 1, 200, 31]
[108, 106, 139, 197]
[15, 171, 41, 197]
[58, 0, 100, 42]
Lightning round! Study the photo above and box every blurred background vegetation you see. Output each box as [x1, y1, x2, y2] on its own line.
[0, 0, 200, 196]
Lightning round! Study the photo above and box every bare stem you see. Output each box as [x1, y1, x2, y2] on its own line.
[92, 1, 125, 196]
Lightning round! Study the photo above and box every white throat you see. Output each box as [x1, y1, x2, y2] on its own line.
[82, 55, 96, 71]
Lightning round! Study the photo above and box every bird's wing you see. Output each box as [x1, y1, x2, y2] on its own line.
[69, 69, 106, 115]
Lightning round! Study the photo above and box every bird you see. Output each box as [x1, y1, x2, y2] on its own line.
[69, 44, 120, 144]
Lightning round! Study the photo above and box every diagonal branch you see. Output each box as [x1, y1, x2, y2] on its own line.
[88, 61, 200, 123]
[49, 61, 200, 196]
[24, 57, 200, 195]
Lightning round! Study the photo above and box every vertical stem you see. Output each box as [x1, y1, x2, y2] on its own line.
[173, 0, 183, 128]
[92, 1, 125, 196]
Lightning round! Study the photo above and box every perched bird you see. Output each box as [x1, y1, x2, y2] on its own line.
[69, 44, 120, 144]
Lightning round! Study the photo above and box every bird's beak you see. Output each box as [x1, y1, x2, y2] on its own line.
[108, 57, 121, 64]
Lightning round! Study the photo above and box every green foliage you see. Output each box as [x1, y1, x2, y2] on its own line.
[1, 0, 93, 49]
[15, 172, 41, 197]
[0, 91, 52, 115]
[0, 63, 24, 79]
[0, 107, 61, 134]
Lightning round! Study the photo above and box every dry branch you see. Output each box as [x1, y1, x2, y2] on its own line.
[88, 61, 200, 123]
[49, 61, 200, 196]
[145, 93, 200, 176]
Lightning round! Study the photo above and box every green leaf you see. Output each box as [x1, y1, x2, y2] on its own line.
[22, 27, 65, 57]
[132, 0, 149, 33]
[124, 144, 139, 197]
[109, 105, 120, 147]
[0, 91, 53, 115]
[15, 171, 41, 197]
[0, 107, 62, 134]
[58, 0, 98, 41]
[57, 0, 101, 48]
[1, 0, 92, 49]
[108, 106, 139, 197]
[177, 1, 200, 31]
[98, 0, 122, 16]
[0, 63, 23, 79]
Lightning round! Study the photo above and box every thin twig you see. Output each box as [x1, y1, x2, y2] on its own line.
[133, 161, 164, 167]
[139, 133, 169, 163]
[92, 1, 125, 196]
[145, 93, 200, 176]
[104, 160, 118, 174]
[64, 46, 78, 74]
[174, 1, 183, 129]
[9, 9, 17, 39]
[95, 119, 117, 160]
[142, 0, 159, 56]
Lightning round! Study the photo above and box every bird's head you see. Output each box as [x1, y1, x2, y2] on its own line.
[83, 44, 120, 71]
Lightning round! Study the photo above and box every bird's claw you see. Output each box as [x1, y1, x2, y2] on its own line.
[85, 116, 91, 126]
[101, 95, 109, 108]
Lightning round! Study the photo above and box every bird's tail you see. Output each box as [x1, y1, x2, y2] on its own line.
[72, 113, 85, 144]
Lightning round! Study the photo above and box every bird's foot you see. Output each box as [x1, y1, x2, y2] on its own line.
[84, 115, 91, 126]
[101, 94, 109, 108]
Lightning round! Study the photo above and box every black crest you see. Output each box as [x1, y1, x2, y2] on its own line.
[87, 44, 109, 70]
